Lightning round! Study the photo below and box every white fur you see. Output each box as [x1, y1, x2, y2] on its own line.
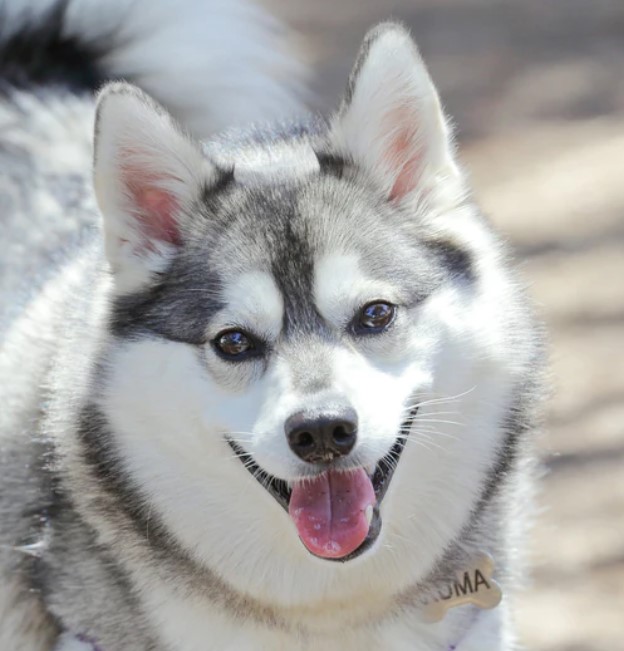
[313, 252, 404, 327]
[204, 271, 285, 392]
[139, 578, 501, 651]
[212, 271, 285, 344]
[2, 0, 308, 138]
[233, 142, 320, 185]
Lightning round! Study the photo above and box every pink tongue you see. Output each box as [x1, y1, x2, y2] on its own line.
[288, 468, 376, 559]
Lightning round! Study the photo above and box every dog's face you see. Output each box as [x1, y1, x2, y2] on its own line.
[93, 24, 520, 608]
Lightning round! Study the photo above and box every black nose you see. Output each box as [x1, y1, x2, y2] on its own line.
[285, 408, 358, 463]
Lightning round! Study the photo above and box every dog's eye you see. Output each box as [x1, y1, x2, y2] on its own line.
[213, 330, 257, 359]
[354, 301, 396, 334]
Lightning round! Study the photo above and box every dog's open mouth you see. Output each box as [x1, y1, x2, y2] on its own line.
[227, 406, 418, 562]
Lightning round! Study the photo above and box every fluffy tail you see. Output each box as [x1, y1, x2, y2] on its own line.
[0, 0, 309, 135]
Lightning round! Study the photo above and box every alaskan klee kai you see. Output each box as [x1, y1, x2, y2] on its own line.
[0, 1, 543, 649]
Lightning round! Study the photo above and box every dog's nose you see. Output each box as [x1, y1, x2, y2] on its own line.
[285, 408, 358, 463]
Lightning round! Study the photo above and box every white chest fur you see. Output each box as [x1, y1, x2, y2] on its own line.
[140, 581, 507, 651]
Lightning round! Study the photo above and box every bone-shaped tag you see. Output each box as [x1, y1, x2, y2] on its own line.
[422, 553, 502, 623]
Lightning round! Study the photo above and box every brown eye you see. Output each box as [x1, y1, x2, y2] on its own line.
[213, 330, 257, 359]
[355, 301, 396, 334]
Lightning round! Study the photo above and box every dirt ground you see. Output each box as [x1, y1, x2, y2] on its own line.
[267, 1, 624, 648]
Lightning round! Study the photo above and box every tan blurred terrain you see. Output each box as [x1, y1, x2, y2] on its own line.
[268, 1, 624, 648]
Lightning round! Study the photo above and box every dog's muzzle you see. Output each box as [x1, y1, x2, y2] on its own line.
[227, 404, 419, 561]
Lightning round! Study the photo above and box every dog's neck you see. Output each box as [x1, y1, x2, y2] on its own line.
[71, 612, 483, 651]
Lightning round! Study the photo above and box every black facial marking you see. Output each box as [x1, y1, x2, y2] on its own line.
[110, 253, 224, 344]
[271, 221, 322, 338]
[236, 186, 327, 340]
[425, 238, 475, 283]
[201, 167, 235, 213]
[316, 153, 347, 179]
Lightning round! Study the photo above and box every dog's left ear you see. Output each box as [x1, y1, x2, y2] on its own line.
[331, 23, 462, 204]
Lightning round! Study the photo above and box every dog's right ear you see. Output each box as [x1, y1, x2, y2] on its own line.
[94, 83, 215, 293]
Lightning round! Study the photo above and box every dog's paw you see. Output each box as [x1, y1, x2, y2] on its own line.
[54, 632, 96, 651]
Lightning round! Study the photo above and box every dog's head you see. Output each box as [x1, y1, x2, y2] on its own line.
[92, 24, 526, 607]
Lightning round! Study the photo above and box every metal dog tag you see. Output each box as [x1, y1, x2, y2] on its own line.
[422, 553, 502, 623]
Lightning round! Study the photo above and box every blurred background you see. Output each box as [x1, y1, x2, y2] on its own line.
[267, 1, 624, 649]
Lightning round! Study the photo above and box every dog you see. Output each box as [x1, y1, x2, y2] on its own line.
[0, 0, 544, 649]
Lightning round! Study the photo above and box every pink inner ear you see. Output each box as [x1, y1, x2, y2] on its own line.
[383, 106, 423, 202]
[122, 162, 181, 248]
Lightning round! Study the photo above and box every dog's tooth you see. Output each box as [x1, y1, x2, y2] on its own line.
[366, 463, 375, 477]
[365, 504, 374, 526]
